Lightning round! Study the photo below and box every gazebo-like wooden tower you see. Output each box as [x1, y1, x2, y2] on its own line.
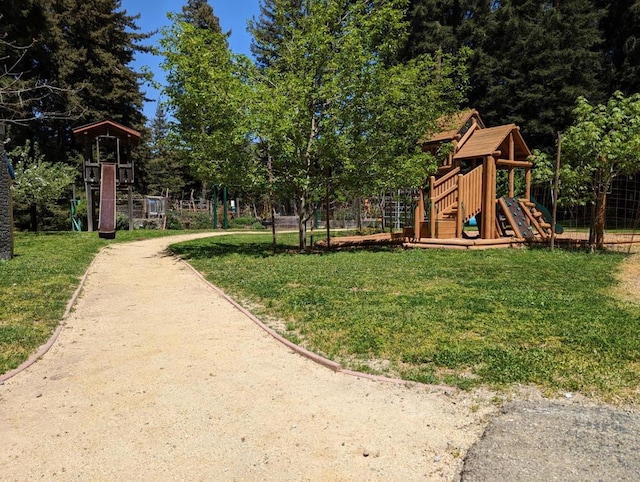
[72, 120, 140, 238]
[413, 110, 552, 242]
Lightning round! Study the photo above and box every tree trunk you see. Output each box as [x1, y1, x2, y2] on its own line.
[30, 203, 38, 232]
[296, 195, 307, 252]
[325, 181, 331, 250]
[266, 148, 277, 254]
[590, 190, 607, 251]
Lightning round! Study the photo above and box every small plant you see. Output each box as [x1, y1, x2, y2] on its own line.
[115, 213, 130, 230]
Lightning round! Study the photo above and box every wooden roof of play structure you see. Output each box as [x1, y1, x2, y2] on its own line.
[453, 124, 531, 160]
[72, 119, 141, 147]
[422, 109, 485, 145]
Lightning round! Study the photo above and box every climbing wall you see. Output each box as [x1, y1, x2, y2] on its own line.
[498, 197, 535, 239]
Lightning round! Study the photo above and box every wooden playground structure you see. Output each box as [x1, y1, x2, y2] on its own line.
[73, 120, 140, 239]
[407, 110, 554, 248]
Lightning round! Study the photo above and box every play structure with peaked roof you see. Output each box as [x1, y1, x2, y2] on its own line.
[73, 119, 140, 239]
[409, 110, 554, 247]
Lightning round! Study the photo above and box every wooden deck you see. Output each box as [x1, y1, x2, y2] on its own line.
[326, 231, 640, 251]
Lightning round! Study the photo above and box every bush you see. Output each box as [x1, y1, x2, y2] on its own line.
[183, 211, 214, 230]
[229, 216, 265, 229]
[115, 213, 130, 231]
[165, 210, 214, 230]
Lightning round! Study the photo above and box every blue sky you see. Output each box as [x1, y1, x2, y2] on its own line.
[120, 0, 261, 121]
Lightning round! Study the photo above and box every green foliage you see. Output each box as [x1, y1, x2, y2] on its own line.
[164, 210, 214, 230]
[247, 0, 468, 249]
[115, 213, 130, 231]
[403, 0, 608, 150]
[172, 233, 640, 402]
[562, 92, 640, 247]
[10, 141, 76, 230]
[228, 216, 264, 229]
[161, 17, 257, 189]
[11, 151, 75, 208]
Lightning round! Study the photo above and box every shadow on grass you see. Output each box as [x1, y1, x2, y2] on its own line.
[170, 239, 400, 260]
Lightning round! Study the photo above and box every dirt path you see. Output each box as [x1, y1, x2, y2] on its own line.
[0, 234, 495, 481]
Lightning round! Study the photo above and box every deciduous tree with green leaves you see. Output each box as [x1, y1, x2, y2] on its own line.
[10, 141, 76, 231]
[249, 0, 467, 250]
[562, 92, 640, 250]
[160, 17, 256, 194]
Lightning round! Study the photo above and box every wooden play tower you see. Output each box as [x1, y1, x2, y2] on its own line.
[413, 110, 553, 243]
[73, 120, 140, 238]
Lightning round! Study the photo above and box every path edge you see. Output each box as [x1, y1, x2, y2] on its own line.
[179, 258, 456, 393]
[0, 249, 100, 384]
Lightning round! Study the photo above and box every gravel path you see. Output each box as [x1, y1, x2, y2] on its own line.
[0, 234, 495, 481]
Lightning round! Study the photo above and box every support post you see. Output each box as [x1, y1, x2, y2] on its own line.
[414, 189, 424, 240]
[222, 187, 228, 229]
[481, 156, 497, 239]
[524, 168, 532, 201]
[429, 176, 436, 238]
[456, 174, 464, 237]
[128, 185, 134, 231]
[551, 132, 562, 251]
[213, 185, 218, 228]
[86, 184, 94, 232]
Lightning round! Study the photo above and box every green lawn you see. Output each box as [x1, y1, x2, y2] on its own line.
[3, 230, 639, 404]
[0, 230, 195, 374]
[171, 233, 640, 403]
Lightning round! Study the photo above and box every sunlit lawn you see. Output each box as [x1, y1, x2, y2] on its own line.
[171, 233, 640, 403]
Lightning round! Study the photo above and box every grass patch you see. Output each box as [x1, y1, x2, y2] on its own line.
[171, 233, 640, 403]
[0, 230, 198, 375]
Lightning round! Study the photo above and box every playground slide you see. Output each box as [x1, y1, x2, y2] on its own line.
[530, 196, 564, 234]
[98, 163, 117, 239]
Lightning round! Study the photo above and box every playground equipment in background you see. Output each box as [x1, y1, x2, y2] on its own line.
[411, 110, 556, 243]
[73, 120, 140, 239]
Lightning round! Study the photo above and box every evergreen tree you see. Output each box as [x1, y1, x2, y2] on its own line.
[598, 0, 640, 95]
[180, 0, 223, 32]
[0, 0, 60, 125]
[1, 0, 152, 167]
[46, 0, 149, 129]
[469, 0, 604, 150]
[401, 0, 488, 59]
[249, 0, 304, 69]
[403, 0, 606, 150]
[145, 103, 189, 196]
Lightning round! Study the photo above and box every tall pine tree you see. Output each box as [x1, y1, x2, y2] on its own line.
[598, 0, 640, 95]
[403, 0, 606, 150]
[3, 0, 152, 165]
[180, 0, 223, 32]
[400, 0, 489, 59]
[249, 0, 305, 69]
[468, 0, 605, 149]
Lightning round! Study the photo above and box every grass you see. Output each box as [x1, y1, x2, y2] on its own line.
[170, 233, 640, 403]
[0, 230, 197, 374]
